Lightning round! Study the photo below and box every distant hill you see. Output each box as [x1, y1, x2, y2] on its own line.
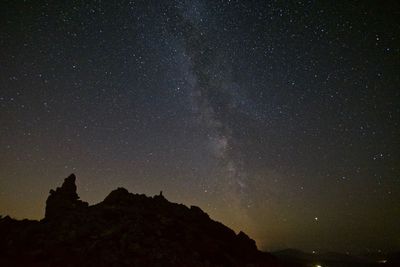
[273, 248, 397, 267]
[0, 174, 292, 267]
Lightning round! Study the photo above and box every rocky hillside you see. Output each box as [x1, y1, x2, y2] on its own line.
[0, 174, 292, 267]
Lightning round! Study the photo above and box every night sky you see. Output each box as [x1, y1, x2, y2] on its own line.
[1, 0, 399, 254]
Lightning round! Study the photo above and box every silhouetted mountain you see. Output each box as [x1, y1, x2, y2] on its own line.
[0, 174, 293, 267]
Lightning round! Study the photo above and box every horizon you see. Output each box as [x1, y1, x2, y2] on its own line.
[0, 173, 397, 255]
[1, 0, 399, 256]
[0, 172, 396, 256]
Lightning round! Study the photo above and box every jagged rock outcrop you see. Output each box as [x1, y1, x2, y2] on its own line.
[0, 174, 291, 267]
[45, 174, 88, 219]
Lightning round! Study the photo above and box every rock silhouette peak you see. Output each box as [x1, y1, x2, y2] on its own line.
[1, 174, 284, 267]
[45, 173, 88, 219]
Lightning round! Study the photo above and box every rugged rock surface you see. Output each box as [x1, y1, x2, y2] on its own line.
[45, 174, 88, 219]
[0, 174, 292, 267]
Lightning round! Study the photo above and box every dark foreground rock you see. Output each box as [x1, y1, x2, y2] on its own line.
[0, 174, 293, 267]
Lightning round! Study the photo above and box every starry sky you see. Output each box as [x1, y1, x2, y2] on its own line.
[1, 0, 399, 254]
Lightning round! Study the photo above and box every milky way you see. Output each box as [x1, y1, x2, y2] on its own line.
[0, 0, 399, 253]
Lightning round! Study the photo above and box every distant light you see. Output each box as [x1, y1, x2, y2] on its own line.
[314, 217, 318, 221]
[315, 265, 322, 267]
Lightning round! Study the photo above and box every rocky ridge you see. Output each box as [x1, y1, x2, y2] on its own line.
[0, 174, 291, 267]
